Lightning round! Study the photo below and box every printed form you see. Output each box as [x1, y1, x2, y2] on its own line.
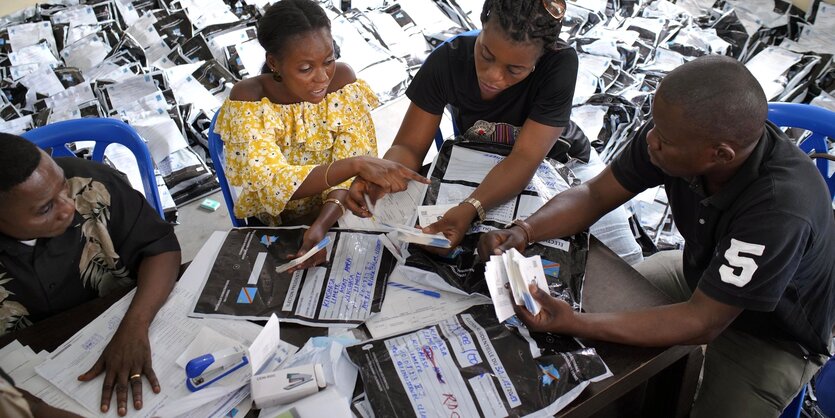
[35, 231, 265, 418]
[382, 314, 521, 418]
[432, 145, 573, 231]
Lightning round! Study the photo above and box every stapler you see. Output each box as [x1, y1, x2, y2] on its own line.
[185, 346, 249, 392]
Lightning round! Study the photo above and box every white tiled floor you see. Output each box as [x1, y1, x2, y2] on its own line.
[174, 95, 445, 262]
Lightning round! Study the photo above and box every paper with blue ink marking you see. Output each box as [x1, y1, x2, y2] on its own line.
[348, 305, 613, 418]
[484, 249, 549, 322]
[190, 227, 398, 326]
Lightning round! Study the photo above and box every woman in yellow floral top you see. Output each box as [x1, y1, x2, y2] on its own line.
[215, 0, 427, 270]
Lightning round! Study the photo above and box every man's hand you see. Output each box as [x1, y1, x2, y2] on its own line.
[421, 204, 474, 255]
[286, 223, 329, 273]
[78, 319, 159, 416]
[513, 284, 576, 334]
[477, 226, 528, 259]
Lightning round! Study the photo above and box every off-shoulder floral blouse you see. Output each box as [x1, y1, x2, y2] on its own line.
[214, 79, 379, 225]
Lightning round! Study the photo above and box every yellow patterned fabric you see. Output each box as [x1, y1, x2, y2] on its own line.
[214, 80, 379, 225]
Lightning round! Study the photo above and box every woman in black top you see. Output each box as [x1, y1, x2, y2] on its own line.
[347, 0, 584, 250]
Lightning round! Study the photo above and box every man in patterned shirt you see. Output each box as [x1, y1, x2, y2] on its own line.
[0, 133, 181, 417]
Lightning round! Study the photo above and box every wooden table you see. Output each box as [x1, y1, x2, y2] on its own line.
[0, 238, 701, 418]
[557, 238, 702, 418]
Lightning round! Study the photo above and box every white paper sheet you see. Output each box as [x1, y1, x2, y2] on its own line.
[571, 105, 608, 142]
[2, 345, 93, 417]
[249, 314, 281, 373]
[35, 235, 264, 418]
[170, 75, 222, 113]
[60, 33, 111, 73]
[233, 38, 267, 79]
[8, 41, 59, 66]
[104, 74, 161, 111]
[131, 114, 191, 164]
[114, 0, 140, 26]
[125, 13, 162, 49]
[19, 66, 65, 96]
[745, 46, 803, 100]
[339, 180, 428, 230]
[364, 266, 490, 339]
[8, 22, 58, 55]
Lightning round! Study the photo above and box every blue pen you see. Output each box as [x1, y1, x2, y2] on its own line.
[387, 281, 441, 298]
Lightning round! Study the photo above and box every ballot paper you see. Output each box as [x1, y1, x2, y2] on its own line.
[416, 204, 456, 228]
[231, 38, 266, 78]
[339, 180, 429, 230]
[485, 250, 550, 322]
[275, 236, 332, 274]
[380, 223, 452, 248]
[191, 227, 398, 326]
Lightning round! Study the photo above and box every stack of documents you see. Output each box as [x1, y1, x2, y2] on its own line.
[484, 248, 550, 323]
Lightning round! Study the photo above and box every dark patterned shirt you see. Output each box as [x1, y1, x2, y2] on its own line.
[0, 158, 180, 335]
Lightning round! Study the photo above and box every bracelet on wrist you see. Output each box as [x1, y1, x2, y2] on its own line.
[510, 218, 535, 244]
[324, 162, 334, 188]
[323, 198, 346, 216]
[461, 197, 486, 222]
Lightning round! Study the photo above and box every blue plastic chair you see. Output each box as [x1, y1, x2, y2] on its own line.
[431, 29, 480, 149]
[779, 384, 806, 418]
[814, 356, 835, 417]
[767, 102, 835, 200]
[207, 111, 245, 227]
[21, 118, 164, 219]
[779, 355, 835, 418]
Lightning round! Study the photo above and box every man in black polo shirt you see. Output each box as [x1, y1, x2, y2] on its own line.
[478, 55, 835, 416]
[0, 134, 181, 417]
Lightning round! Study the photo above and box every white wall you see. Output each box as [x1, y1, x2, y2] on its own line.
[0, 0, 39, 17]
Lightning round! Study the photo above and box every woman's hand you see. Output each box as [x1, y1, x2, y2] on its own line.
[354, 156, 429, 194]
[286, 223, 329, 274]
[78, 319, 159, 416]
[345, 177, 380, 217]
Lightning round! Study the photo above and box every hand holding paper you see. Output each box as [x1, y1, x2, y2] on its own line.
[276, 236, 331, 274]
[485, 248, 549, 322]
[382, 223, 452, 248]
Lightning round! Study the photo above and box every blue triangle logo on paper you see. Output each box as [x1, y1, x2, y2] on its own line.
[237, 287, 257, 304]
[540, 364, 561, 386]
[261, 235, 279, 246]
[542, 260, 561, 277]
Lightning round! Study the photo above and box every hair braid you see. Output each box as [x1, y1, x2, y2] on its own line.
[257, 0, 331, 68]
[480, 0, 562, 50]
